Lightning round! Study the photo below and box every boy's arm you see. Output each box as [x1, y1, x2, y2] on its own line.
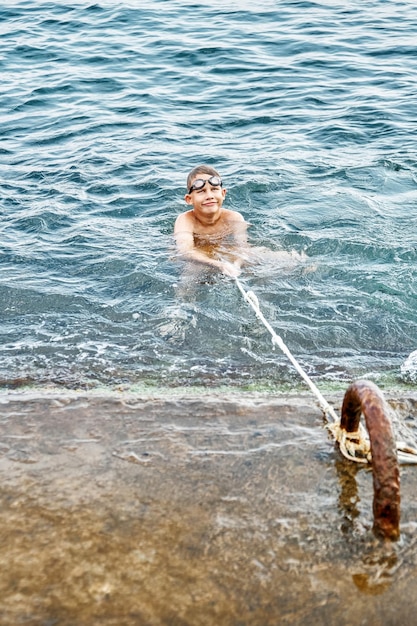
[174, 213, 240, 277]
[228, 212, 249, 268]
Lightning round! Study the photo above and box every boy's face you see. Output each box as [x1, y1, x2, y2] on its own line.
[184, 175, 227, 223]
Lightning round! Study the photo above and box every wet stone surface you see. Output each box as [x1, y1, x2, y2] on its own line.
[0, 390, 417, 625]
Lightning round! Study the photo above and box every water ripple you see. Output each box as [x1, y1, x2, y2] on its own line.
[1, 0, 416, 388]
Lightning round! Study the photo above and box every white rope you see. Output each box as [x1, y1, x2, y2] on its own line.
[234, 278, 339, 422]
[234, 277, 417, 465]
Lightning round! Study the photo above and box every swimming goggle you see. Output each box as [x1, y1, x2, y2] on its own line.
[188, 175, 222, 194]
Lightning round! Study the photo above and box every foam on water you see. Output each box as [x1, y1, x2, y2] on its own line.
[401, 351, 417, 384]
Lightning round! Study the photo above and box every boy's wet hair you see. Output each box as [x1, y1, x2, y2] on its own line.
[186, 165, 220, 191]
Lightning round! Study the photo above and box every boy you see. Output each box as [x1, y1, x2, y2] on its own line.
[174, 165, 248, 278]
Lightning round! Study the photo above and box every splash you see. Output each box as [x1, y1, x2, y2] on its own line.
[400, 351, 417, 384]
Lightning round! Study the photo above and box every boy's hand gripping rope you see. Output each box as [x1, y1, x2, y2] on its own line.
[234, 277, 417, 465]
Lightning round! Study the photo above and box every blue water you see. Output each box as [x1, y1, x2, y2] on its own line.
[1, 0, 417, 390]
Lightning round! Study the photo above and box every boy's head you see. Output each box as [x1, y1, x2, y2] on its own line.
[184, 164, 226, 212]
[186, 165, 221, 193]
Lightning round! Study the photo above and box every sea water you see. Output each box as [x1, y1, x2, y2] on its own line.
[1, 0, 417, 390]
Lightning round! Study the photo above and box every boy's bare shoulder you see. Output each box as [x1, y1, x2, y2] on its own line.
[222, 208, 246, 223]
[174, 210, 194, 229]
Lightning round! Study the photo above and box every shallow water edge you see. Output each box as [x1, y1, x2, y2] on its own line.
[1, 388, 417, 625]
